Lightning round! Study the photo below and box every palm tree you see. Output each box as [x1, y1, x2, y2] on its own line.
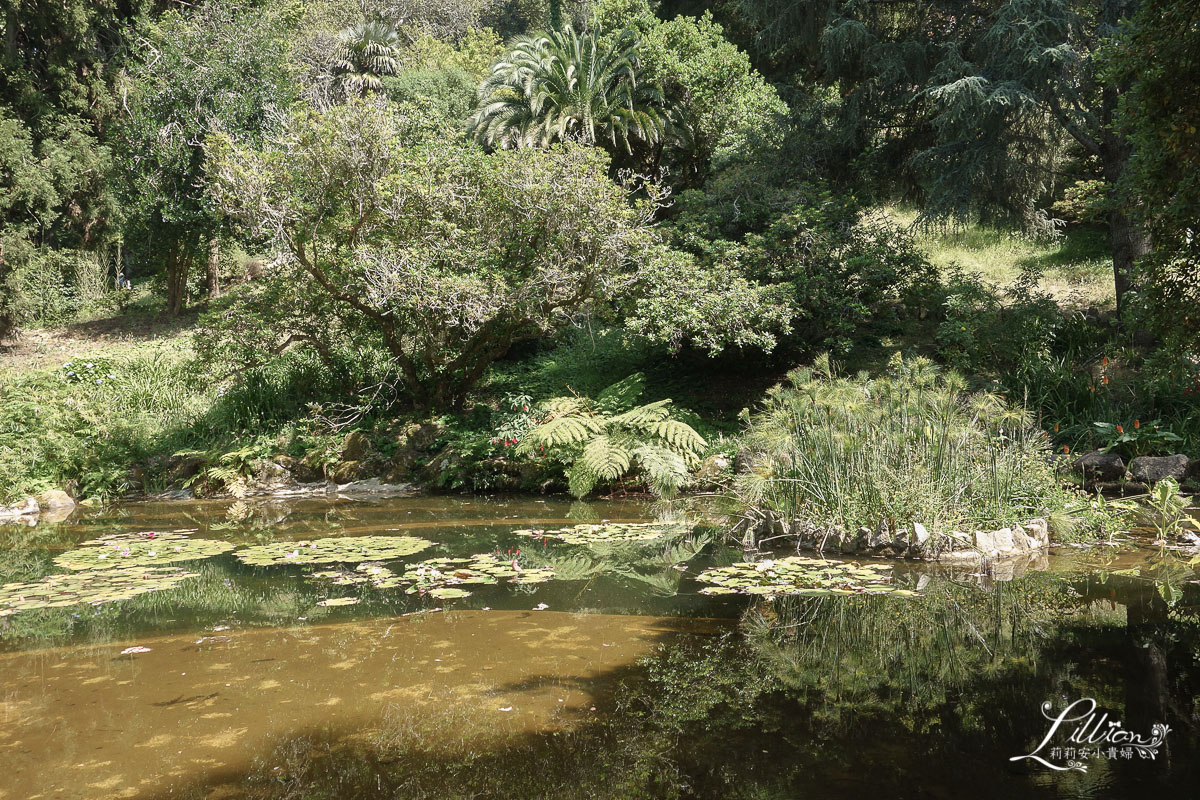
[467, 25, 671, 154]
[332, 21, 400, 97]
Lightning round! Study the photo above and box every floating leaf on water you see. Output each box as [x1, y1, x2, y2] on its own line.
[0, 566, 195, 615]
[427, 587, 470, 599]
[120, 646, 152, 654]
[514, 522, 692, 545]
[55, 532, 234, 571]
[310, 562, 404, 588]
[316, 596, 360, 607]
[696, 557, 917, 598]
[402, 553, 555, 596]
[236, 535, 433, 566]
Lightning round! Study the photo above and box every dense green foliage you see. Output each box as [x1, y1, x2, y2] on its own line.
[735, 354, 1087, 535]
[0, 0, 1196, 514]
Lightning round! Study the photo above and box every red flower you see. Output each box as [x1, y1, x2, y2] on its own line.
[1116, 425, 1124, 433]
[1134, 419, 1140, 429]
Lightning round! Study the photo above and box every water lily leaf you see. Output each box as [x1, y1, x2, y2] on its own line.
[55, 532, 234, 570]
[236, 535, 433, 566]
[0, 566, 195, 615]
[515, 522, 692, 545]
[695, 556, 917, 598]
[428, 587, 471, 599]
[403, 554, 555, 595]
[316, 596, 360, 607]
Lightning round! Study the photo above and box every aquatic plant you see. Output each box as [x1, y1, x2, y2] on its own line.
[54, 531, 235, 570]
[734, 354, 1082, 538]
[310, 562, 406, 589]
[402, 554, 555, 598]
[236, 535, 433, 566]
[0, 566, 195, 615]
[695, 556, 918, 598]
[514, 521, 692, 545]
[316, 596, 360, 607]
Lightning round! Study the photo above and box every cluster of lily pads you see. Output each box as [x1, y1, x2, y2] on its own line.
[514, 522, 692, 545]
[235, 535, 433, 566]
[53, 531, 234, 570]
[0, 566, 195, 615]
[696, 556, 919, 598]
[400, 554, 556, 599]
[310, 562, 406, 589]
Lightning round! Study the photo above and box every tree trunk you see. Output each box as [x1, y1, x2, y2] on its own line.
[1099, 0, 1152, 318]
[166, 240, 189, 316]
[205, 235, 221, 299]
[1108, 207, 1151, 318]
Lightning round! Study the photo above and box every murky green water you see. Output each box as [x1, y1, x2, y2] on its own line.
[1, 496, 1197, 799]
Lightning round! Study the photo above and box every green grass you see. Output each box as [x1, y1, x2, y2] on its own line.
[880, 206, 1114, 308]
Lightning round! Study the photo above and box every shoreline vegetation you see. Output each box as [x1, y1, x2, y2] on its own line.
[3, 0, 1199, 556]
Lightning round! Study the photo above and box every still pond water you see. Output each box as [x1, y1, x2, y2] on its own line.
[1, 495, 1198, 799]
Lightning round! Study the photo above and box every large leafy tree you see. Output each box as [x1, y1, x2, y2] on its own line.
[206, 100, 667, 411]
[1104, 0, 1200, 349]
[732, 0, 1151, 312]
[116, 1, 295, 314]
[468, 24, 671, 155]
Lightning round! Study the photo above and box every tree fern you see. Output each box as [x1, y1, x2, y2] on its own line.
[523, 381, 707, 498]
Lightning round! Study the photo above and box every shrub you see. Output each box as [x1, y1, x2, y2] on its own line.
[734, 354, 1081, 536]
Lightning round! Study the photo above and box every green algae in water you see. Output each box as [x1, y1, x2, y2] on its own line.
[236, 535, 433, 566]
[402, 554, 555, 598]
[696, 557, 920, 598]
[0, 566, 195, 614]
[514, 522, 692, 545]
[54, 531, 235, 570]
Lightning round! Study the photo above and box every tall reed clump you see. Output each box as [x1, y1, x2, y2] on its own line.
[735, 353, 1073, 536]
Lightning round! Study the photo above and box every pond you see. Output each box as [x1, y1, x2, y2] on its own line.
[1, 496, 1197, 799]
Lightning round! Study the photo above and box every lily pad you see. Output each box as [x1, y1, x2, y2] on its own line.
[514, 522, 692, 545]
[696, 557, 919, 598]
[54, 531, 234, 571]
[316, 596, 360, 607]
[236, 535, 433, 566]
[403, 554, 555, 596]
[311, 562, 406, 588]
[428, 587, 471, 599]
[0, 566, 195, 614]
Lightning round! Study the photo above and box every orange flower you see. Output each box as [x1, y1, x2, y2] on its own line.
[1063, 445, 1070, 454]
[1117, 425, 1124, 433]
[1134, 419, 1140, 429]
[1103, 375, 1110, 385]
[1102, 356, 1109, 366]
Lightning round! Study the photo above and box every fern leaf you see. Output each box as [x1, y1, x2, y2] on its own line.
[524, 414, 602, 450]
[646, 419, 706, 454]
[580, 434, 633, 482]
[567, 461, 599, 498]
[609, 400, 672, 431]
[541, 397, 589, 415]
[632, 444, 689, 497]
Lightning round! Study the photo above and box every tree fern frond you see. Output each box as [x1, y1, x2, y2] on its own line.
[609, 399, 672, 430]
[632, 444, 689, 497]
[523, 413, 602, 450]
[580, 434, 633, 482]
[645, 419, 706, 454]
[568, 460, 598, 498]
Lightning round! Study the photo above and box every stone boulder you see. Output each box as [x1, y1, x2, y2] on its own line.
[694, 454, 732, 489]
[36, 489, 75, 510]
[0, 496, 39, 519]
[1129, 454, 1190, 484]
[339, 431, 373, 462]
[1073, 451, 1126, 482]
[328, 460, 363, 484]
